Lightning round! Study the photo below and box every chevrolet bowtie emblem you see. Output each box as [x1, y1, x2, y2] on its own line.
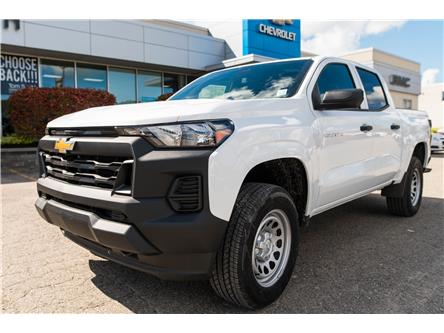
[54, 139, 74, 153]
[271, 19, 294, 26]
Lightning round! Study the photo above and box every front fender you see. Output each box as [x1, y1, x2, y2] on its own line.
[208, 134, 314, 221]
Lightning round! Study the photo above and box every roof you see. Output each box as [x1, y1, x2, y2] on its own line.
[341, 47, 420, 73]
[341, 47, 420, 65]
[141, 19, 210, 36]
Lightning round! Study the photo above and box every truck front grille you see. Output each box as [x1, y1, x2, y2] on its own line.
[42, 152, 133, 190]
[48, 127, 118, 137]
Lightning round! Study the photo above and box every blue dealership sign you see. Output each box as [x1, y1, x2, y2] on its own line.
[242, 19, 301, 59]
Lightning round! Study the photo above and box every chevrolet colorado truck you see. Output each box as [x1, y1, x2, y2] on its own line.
[35, 56, 431, 309]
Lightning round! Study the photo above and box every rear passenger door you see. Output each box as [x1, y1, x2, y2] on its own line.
[355, 67, 402, 184]
[310, 61, 380, 210]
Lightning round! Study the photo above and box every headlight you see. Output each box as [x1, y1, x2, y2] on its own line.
[115, 120, 234, 148]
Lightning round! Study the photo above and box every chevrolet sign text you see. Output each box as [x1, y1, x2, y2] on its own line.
[258, 23, 296, 41]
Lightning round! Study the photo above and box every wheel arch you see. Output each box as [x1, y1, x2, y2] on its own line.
[241, 157, 309, 225]
[382, 141, 428, 198]
[412, 141, 428, 167]
[208, 137, 314, 222]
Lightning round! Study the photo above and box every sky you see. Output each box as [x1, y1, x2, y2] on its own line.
[189, 20, 443, 84]
[301, 20, 444, 84]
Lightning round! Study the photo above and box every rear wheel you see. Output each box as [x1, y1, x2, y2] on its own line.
[386, 156, 423, 217]
[210, 183, 299, 309]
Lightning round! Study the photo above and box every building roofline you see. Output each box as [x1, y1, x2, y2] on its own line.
[205, 54, 318, 71]
[141, 19, 210, 36]
[301, 50, 318, 57]
[341, 47, 420, 65]
[205, 54, 274, 71]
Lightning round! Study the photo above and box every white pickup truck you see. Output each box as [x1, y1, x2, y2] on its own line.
[35, 56, 431, 309]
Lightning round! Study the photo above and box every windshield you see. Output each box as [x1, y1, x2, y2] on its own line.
[170, 59, 313, 101]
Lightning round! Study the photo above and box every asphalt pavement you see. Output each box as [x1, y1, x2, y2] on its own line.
[1, 154, 443, 313]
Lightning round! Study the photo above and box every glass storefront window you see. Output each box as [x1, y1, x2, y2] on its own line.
[186, 75, 199, 84]
[40, 59, 75, 88]
[163, 73, 179, 95]
[137, 71, 162, 102]
[77, 63, 107, 90]
[109, 67, 136, 104]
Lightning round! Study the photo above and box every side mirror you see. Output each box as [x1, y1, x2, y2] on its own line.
[318, 88, 364, 110]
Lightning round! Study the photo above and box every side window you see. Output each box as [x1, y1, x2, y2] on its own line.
[357, 68, 388, 110]
[316, 63, 356, 97]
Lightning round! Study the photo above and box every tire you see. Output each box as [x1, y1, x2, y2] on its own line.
[386, 156, 423, 217]
[210, 182, 299, 309]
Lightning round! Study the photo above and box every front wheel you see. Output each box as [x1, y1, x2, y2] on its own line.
[210, 183, 299, 309]
[386, 156, 424, 217]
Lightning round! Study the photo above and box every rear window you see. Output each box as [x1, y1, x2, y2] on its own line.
[357, 68, 388, 110]
[170, 60, 313, 101]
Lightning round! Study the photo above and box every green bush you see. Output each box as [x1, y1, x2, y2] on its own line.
[1, 134, 39, 148]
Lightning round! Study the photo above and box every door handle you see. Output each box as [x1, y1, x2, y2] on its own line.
[360, 124, 373, 132]
[390, 124, 401, 130]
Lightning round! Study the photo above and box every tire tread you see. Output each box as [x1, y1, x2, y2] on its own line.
[210, 183, 280, 308]
[386, 156, 423, 217]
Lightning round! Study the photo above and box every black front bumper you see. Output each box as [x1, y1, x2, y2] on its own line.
[35, 136, 228, 280]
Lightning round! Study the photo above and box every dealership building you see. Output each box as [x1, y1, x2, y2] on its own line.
[1, 19, 423, 119]
[419, 83, 444, 128]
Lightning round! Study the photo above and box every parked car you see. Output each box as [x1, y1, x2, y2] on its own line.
[35, 56, 431, 309]
[431, 129, 444, 152]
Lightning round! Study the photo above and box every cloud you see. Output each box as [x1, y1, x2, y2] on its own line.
[301, 20, 407, 55]
[422, 68, 440, 85]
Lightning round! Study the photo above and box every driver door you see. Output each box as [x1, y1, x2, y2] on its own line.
[311, 61, 379, 210]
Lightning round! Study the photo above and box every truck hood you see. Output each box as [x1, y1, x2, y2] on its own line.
[48, 99, 241, 128]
